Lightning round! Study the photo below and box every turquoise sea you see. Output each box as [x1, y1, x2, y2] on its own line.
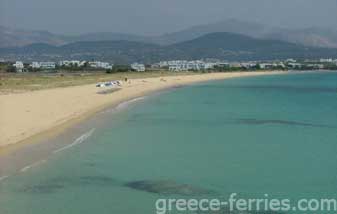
[1, 72, 337, 213]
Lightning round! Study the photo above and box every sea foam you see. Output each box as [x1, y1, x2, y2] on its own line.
[53, 128, 95, 154]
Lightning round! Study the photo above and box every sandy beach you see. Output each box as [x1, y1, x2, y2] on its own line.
[0, 71, 284, 148]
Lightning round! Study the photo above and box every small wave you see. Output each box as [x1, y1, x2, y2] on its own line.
[20, 159, 47, 173]
[53, 128, 95, 154]
[0, 175, 9, 182]
[101, 96, 146, 114]
[116, 97, 146, 110]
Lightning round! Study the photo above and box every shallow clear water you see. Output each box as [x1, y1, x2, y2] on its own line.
[1, 72, 337, 214]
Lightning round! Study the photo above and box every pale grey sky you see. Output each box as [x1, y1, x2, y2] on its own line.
[1, 0, 337, 35]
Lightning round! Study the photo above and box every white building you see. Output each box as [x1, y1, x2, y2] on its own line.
[165, 60, 215, 71]
[307, 64, 324, 69]
[286, 59, 297, 63]
[168, 61, 189, 71]
[287, 63, 303, 69]
[131, 63, 146, 72]
[240, 62, 257, 69]
[59, 60, 85, 67]
[159, 61, 169, 68]
[259, 63, 285, 69]
[31, 62, 41, 69]
[215, 62, 230, 68]
[13, 61, 24, 72]
[30, 62, 56, 69]
[169, 64, 187, 71]
[151, 63, 160, 69]
[229, 62, 242, 68]
[204, 62, 217, 69]
[89, 61, 113, 69]
[259, 63, 273, 69]
[320, 58, 333, 63]
[40, 62, 56, 69]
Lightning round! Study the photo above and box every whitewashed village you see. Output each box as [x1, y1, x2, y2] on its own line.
[7, 58, 337, 73]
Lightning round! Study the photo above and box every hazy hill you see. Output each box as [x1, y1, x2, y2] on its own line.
[264, 27, 337, 48]
[2, 32, 337, 63]
[2, 19, 337, 49]
[67, 32, 149, 44]
[0, 40, 160, 64]
[151, 19, 269, 45]
[165, 32, 337, 61]
[0, 26, 67, 48]
[152, 19, 337, 48]
[0, 26, 148, 48]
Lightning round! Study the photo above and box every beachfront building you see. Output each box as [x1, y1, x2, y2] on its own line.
[278, 62, 286, 68]
[31, 62, 41, 69]
[89, 61, 113, 69]
[306, 64, 324, 69]
[163, 60, 216, 71]
[187, 60, 215, 70]
[259, 63, 285, 69]
[259, 63, 274, 69]
[204, 62, 217, 69]
[229, 62, 242, 68]
[240, 62, 257, 69]
[168, 61, 189, 71]
[320, 58, 333, 63]
[59, 60, 86, 67]
[319, 58, 337, 66]
[215, 62, 230, 68]
[186, 61, 202, 70]
[39, 62, 56, 69]
[286, 59, 297, 63]
[169, 63, 187, 71]
[13, 61, 24, 72]
[287, 63, 303, 69]
[151, 63, 160, 69]
[131, 63, 146, 72]
[30, 62, 56, 69]
[159, 61, 169, 68]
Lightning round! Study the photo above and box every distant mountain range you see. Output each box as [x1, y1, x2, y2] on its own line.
[0, 26, 149, 48]
[151, 19, 270, 45]
[0, 26, 68, 48]
[1, 32, 337, 64]
[1, 19, 337, 48]
[154, 19, 337, 48]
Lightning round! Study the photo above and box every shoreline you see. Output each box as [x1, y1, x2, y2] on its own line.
[0, 71, 287, 151]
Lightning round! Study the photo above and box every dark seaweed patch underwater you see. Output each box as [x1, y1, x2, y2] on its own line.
[20, 175, 120, 194]
[125, 180, 214, 196]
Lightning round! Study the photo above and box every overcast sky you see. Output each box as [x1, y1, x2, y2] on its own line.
[1, 0, 337, 35]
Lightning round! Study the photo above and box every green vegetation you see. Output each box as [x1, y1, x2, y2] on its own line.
[0, 71, 194, 93]
[106, 65, 132, 73]
[323, 63, 337, 70]
[213, 65, 248, 72]
[0, 62, 12, 73]
[6, 65, 16, 73]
